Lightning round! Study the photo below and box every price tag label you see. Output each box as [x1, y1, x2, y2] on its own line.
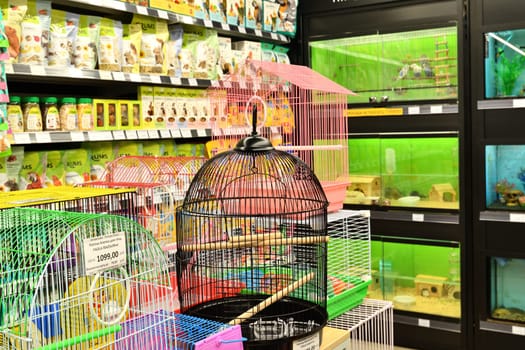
[5, 64, 13, 74]
[509, 213, 525, 223]
[157, 9, 169, 19]
[112, 130, 126, 140]
[196, 128, 207, 137]
[13, 133, 31, 144]
[180, 128, 193, 138]
[412, 213, 425, 222]
[418, 319, 430, 328]
[112, 1, 126, 10]
[513, 99, 525, 108]
[204, 20, 212, 27]
[170, 77, 182, 85]
[137, 130, 149, 139]
[88, 131, 111, 141]
[31, 65, 46, 76]
[113, 72, 125, 81]
[512, 325, 525, 336]
[83, 232, 127, 275]
[171, 129, 181, 138]
[430, 105, 443, 114]
[223, 81, 232, 88]
[98, 70, 113, 80]
[136, 5, 148, 15]
[271, 33, 278, 40]
[238, 26, 246, 34]
[223, 128, 231, 135]
[221, 23, 229, 31]
[35, 132, 51, 143]
[125, 130, 138, 139]
[150, 75, 162, 84]
[292, 331, 319, 350]
[159, 129, 171, 138]
[408, 106, 420, 115]
[148, 130, 159, 138]
[188, 78, 198, 86]
[70, 131, 85, 142]
[255, 29, 262, 37]
[211, 80, 220, 87]
[128, 73, 142, 82]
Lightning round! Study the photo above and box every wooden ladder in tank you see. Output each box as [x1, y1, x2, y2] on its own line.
[434, 34, 451, 86]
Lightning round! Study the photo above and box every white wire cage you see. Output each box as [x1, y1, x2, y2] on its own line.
[326, 210, 372, 320]
[327, 298, 394, 349]
[0, 208, 179, 350]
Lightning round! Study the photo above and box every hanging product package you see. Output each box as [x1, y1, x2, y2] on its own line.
[166, 24, 183, 77]
[63, 148, 90, 186]
[43, 150, 64, 187]
[19, 150, 46, 189]
[85, 141, 114, 181]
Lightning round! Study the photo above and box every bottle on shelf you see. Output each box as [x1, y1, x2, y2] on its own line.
[59, 97, 78, 131]
[23, 96, 43, 132]
[43, 97, 60, 131]
[7, 96, 24, 133]
[77, 98, 94, 131]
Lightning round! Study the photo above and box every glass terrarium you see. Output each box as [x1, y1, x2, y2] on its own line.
[485, 29, 525, 98]
[309, 26, 458, 104]
[485, 145, 525, 209]
[346, 135, 459, 209]
[368, 238, 461, 319]
[490, 257, 525, 323]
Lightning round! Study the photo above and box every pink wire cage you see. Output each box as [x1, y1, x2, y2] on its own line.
[208, 60, 356, 212]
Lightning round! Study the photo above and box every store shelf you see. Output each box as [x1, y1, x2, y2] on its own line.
[53, 0, 291, 44]
[479, 210, 525, 223]
[371, 210, 460, 224]
[346, 103, 459, 117]
[5, 64, 216, 88]
[480, 320, 525, 336]
[477, 99, 525, 110]
[12, 128, 211, 145]
[395, 314, 461, 333]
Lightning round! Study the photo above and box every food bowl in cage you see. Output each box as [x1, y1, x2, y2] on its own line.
[177, 100, 330, 349]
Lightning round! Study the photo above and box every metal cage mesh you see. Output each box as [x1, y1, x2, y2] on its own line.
[176, 144, 330, 345]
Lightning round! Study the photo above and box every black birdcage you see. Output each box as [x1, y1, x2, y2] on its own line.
[176, 97, 329, 349]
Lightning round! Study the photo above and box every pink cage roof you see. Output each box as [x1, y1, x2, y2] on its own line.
[251, 60, 357, 96]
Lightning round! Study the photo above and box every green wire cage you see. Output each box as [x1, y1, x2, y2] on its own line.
[0, 208, 177, 350]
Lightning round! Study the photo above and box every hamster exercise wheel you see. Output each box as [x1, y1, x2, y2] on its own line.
[0, 208, 177, 349]
[177, 99, 330, 349]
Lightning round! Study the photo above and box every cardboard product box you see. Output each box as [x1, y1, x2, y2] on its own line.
[320, 327, 350, 350]
[276, 0, 297, 36]
[165, 88, 178, 129]
[232, 40, 262, 61]
[138, 86, 155, 129]
[226, 0, 245, 26]
[153, 86, 168, 129]
[93, 99, 107, 130]
[118, 100, 131, 129]
[263, 1, 280, 32]
[218, 36, 233, 76]
[194, 0, 210, 20]
[209, 0, 227, 23]
[131, 100, 142, 129]
[106, 100, 118, 130]
[174, 89, 189, 129]
[245, 0, 263, 30]
[149, 0, 194, 16]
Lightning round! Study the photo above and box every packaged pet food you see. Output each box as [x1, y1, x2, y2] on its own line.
[19, 0, 44, 64]
[1, 0, 28, 62]
[166, 24, 183, 77]
[209, 0, 227, 23]
[97, 17, 123, 72]
[183, 25, 218, 80]
[19, 150, 46, 190]
[48, 9, 79, 67]
[226, 0, 244, 26]
[141, 140, 162, 156]
[43, 150, 64, 187]
[262, 0, 279, 32]
[36, 0, 50, 64]
[132, 15, 168, 74]
[63, 148, 90, 186]
[246, 0, 262, 30]
[73, 15, 99, 69]
[194, 0, 210, 20]
[121, 23, 141, 73]
[0, 146, 23, 191]
[276, 0, 297, 36]
[86, 141, 113, 181]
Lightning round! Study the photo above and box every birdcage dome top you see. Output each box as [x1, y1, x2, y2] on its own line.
[181, 140, 329, 216]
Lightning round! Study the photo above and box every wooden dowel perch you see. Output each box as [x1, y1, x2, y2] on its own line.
[229, 272, 315, 326]
[179, 236, 330, 251]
